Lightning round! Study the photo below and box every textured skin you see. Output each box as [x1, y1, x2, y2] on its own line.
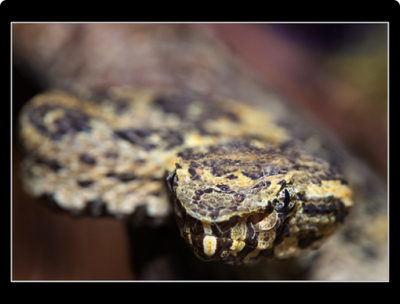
[19, 85, 353, 265]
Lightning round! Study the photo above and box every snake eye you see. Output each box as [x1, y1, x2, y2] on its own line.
[274, 188, 295, 212]
[166, 171, 179, 193]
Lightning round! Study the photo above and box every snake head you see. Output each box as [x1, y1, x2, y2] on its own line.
[166, 141, 353, 264]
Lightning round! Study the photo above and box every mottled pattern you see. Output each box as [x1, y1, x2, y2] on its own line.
[19, 85, 353, 264]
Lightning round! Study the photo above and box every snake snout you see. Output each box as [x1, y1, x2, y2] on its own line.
[173, 195, 282, 264]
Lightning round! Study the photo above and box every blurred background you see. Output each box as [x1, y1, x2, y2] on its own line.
[208, 23, 387, 180]
[12, 23, 387, 280]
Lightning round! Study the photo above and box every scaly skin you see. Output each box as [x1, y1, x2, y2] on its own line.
[20, 85, 353, 264]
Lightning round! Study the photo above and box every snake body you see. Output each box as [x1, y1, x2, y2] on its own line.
[20, 85, 353, 265]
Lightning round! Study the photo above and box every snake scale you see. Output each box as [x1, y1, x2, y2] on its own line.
[19, 85, 353, 265]
[14, 24, 387, 279]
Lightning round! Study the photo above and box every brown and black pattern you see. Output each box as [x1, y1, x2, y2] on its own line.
[20, 86, 353, 265]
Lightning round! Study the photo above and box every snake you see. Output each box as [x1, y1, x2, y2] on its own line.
[19, 84, 353, 265]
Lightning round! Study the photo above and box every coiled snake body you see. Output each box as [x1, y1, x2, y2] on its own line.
[20, 85, 353, 265]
